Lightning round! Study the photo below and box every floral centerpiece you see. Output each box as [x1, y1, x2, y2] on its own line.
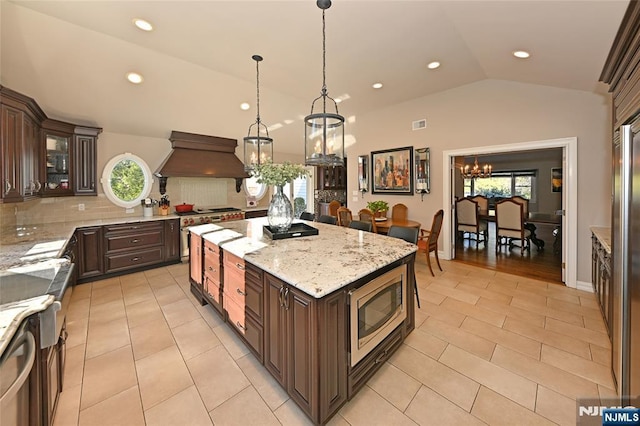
[252, 162, 309, 233]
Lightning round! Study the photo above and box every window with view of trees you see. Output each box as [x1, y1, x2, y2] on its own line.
[464, 170, 536, 201]
[101, 153, 153, 208]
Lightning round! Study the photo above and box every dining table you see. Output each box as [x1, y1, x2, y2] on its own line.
[373, 218, 421, 234]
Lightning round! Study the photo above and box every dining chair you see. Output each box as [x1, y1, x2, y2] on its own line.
[387, 225, 421, 308]
[317, 215, 337, 225]
[336, 207, 353, 227]
[495, 198, 531, 255]
[391, 203, 409, 221]
[469, 195, 489, 212]
[357, 208, 378, 233]
[510, 195, 529, 220]
[455, 198, 487, 247]
[328, 200, 341, 217]
[348, 220, 372, 232]
[300, 211, 315, 221]
[417, 209, 444, 277]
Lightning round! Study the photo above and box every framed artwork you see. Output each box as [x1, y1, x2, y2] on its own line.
[357, 155, 368, 193]
[371, 146, 414, 195]
[551, 167, 562, 192]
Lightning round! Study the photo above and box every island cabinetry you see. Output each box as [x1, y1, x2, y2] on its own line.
[104, 221, 164, 273]
[592, 232, 613, 339]
[76, 226, 104, 280]
[189, 232, 204, 303]
[203, 240, 223, 314]
[224, 252, 264, 360]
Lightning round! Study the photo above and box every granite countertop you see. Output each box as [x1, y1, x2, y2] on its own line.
[194, 217, 418, 298]
[590, 226, 611, 253]
[0, 294, 54, 354]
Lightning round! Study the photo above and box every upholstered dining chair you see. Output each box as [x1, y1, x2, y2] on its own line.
[510, 195, 530, 220]
[317, 215, 337, 225]
[336, 207, 353, 227]
[455, 198, 487, 247]
[417, 209, 444, 277]
[328, 200, 341, 217]
[387, 225, 421, 308]
[357, 208, 378, 233]
[300, 212, 315, 221]
[495, 198, 531, 255]
[391, 203, 409, 221]
[469, 195, 489, 212]
[348, 220, 373, 232]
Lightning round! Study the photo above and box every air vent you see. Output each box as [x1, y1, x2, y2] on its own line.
[412, 119, 427, 130]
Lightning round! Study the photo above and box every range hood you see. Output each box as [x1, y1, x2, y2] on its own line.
[155, 131, 249, 192]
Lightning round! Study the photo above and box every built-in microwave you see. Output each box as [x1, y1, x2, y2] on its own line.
[349, 264, 407, 367]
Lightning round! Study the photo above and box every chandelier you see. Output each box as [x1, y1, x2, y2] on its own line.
[460, 156, 492, 179]
[244, 54, 273, 172]
[304, 0, 345, 167]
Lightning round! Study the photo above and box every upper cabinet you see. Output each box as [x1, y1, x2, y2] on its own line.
[1, 86, 101, 202]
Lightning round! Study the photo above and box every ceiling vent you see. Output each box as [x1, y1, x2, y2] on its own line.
[412, 119, 427, 131]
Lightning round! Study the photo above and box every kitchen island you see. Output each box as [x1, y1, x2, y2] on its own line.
[189, 218, 417, 425]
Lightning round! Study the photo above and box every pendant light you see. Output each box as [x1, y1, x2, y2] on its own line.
[304, 0, 345, 167]
[244, 54, 273, 172]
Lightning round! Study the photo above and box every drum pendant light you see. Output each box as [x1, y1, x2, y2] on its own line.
[304, 0, 345, 167]
[244, 55, 273, 172]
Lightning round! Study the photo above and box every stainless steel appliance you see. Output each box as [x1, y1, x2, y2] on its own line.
[612, 123, 639, 404]
[178, 207, 245, 258]
[349, 264, 407, 366]
[0, 320, 36, 426]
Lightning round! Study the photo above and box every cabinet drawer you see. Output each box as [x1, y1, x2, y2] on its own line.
[204, 240, 220, 257]
[224, 295, 246, 334]
[105, 221, 162, 234]
[204, 275, 221, 304]
[225, 296, 263, 359]
[105, 247, 164, 273]
[105, 230, 162, 252]
[245, 276, 263, 323]
[225, 265, 246, 306]
[223, 252, 245, 276]
[204, 255, 220, 282]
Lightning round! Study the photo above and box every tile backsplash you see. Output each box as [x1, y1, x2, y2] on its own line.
[0, 178, 269, 227]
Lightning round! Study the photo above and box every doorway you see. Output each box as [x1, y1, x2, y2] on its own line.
[442, 137, 577, 288]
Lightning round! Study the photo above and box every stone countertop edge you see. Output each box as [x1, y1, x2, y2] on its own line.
[590, 226, 611, 254]
[0, 214, 180, 270]
[0, 294, 54, 355]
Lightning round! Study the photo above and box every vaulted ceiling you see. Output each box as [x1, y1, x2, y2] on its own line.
[1, 0, 629, 155]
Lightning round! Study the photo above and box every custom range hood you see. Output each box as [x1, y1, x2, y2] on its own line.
[155, 131, 250, 193]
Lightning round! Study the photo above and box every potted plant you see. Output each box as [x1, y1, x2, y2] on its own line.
[252, 162, 309, 232]
[367, 200, 389, 218]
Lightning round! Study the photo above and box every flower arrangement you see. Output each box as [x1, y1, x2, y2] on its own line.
[366, 200, 389, 214]
[252, 161, 309, 187]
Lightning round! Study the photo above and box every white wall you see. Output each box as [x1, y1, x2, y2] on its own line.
[349, 79, 612, 284]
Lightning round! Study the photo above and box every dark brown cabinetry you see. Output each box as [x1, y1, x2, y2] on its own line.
[76, 226, 104, 280]
[1, 87, 46, 203]
[316, 164, 346, 190]
[76, 219, 180, 284]
[592, 233, 613, 339]
[72, 129, 99, 195]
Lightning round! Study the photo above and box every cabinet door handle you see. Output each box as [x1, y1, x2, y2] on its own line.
[278, 286, 284, 308]
[283, 287, 290, 310]
[374, 349, 390, 365]
[35, 180, 42, 192]
[235, 321, 247, 331]
[236, 263, 245, 270]
[236, 288, 246, 296]
[5, 180, 11, 194]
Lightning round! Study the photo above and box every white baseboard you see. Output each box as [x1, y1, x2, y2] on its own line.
[576, 280, 594, 293]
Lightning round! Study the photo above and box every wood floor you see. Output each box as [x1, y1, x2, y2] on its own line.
[454, 222, 563, 284]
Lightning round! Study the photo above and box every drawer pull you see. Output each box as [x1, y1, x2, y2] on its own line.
[131, 239, 140, 243]
[131, 257, 140, 262]
[236, 263, 245, 270]
[236, 288, 246, 296]
[374, 349, 389, 365]
[235, 321, 247, 331]
[208, 266, 216, 272]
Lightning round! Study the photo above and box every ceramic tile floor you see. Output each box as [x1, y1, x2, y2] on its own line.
[53, 256, 615, 426]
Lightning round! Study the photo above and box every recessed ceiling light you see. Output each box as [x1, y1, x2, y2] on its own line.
[427, 61, 440, 70]
[513, 50, 530, 59]
[126, 72, 144, 84]
[240, 102, 250, 111]
[133, 18, 153, 31]
[372, 82, 383, 89]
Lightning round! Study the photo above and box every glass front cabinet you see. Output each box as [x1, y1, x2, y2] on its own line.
[42, 119, 101, 197]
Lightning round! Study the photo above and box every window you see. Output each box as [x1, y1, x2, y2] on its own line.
[283, 175, 310, 213]
[243, 176, 268, 201]
[464, 170, 536, 202]
[101, 153, 153, 208]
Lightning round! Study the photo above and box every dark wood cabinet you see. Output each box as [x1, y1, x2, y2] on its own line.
[316, 164, 346, 190]
[23, 115, 41, 197]
[72, 129, 99, 195]
[76, 226, 104, 280]
[592, 233, 613, 339]
[164, 219, 180, 262]
[244, 209, 268, 219]
[1, 104, 24, 202]
[264, 273, 317, 419]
